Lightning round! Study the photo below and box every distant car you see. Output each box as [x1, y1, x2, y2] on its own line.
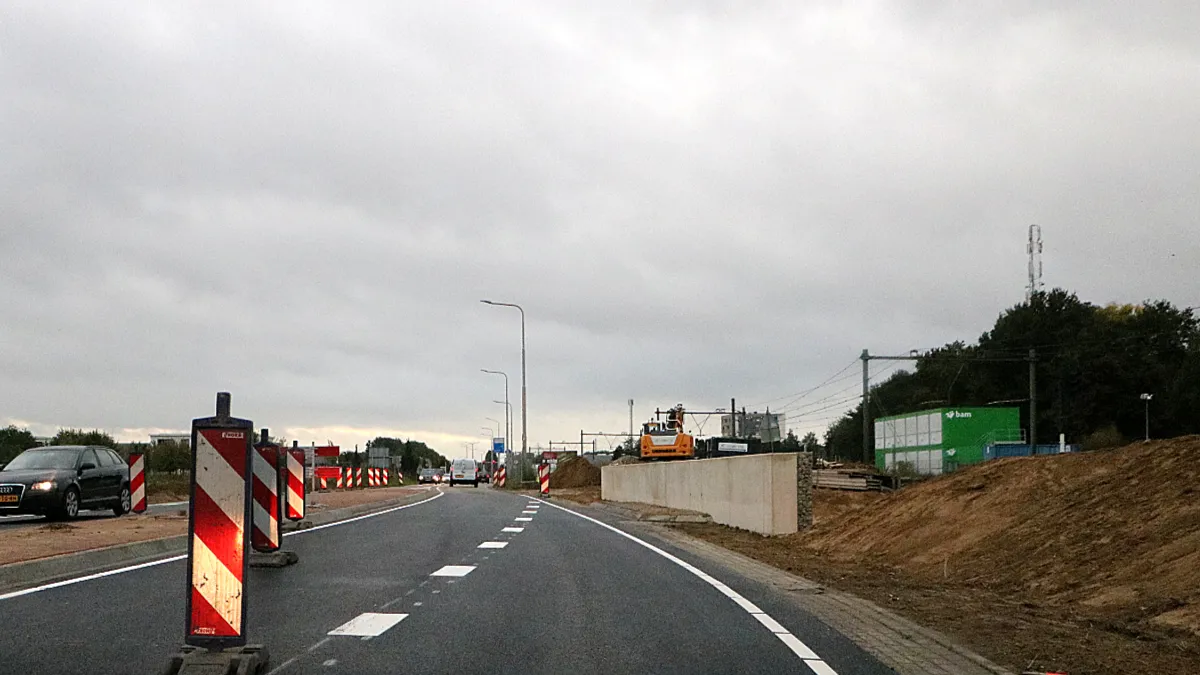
[0, 445, 131, 519]
[449, 458, 479, 487]
[418, 468, 438, 484]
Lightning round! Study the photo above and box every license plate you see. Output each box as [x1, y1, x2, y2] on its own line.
[0, 495, 18, 503]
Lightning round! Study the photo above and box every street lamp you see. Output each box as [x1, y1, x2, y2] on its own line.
[481, 369, 510, 473]
[481, 301, 527, 480]
[1140, 393, 1153, 442]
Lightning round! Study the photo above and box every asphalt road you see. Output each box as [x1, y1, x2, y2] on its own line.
[0, 486, 894, 674]
[0, 499, 188, 530]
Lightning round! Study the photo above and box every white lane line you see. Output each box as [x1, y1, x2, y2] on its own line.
[530, 497, 838, 674]
[431, 565, 475, 577]
[478, 542, 508, 549]
[521, 510, 537, 514]
[515, 517, 532, 522]
[0, 490, 445, 601]
[328, 612, 408, 637]
[502, 527, 524, 533]
[151, 500, 189, 508]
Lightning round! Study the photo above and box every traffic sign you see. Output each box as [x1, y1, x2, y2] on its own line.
[493, 437, 505, 453]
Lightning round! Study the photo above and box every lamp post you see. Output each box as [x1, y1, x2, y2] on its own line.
[481, 369, 510, 478]
[481, 301, 526, 482]
[1140, 393, 1153, 442]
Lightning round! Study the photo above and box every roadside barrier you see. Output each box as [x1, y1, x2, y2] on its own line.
[285, 449, 305, 521]
[355, 467, 363, 488]
[181, 393, 255, 651]
[496, 466, 506, 488]
[370, 468, 380, 487]
[128, 452, 147, 514]
[383, 468, 390, 485]
[538, 463, 550, 497]
[251, 430, 281, 553]
[343, 467, 352, 489]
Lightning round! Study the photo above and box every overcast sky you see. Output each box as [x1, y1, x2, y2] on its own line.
[2, 1, 1197, 456]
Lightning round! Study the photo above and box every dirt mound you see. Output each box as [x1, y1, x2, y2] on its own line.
[610, 455, 642, 465]
[810, 437, 1200, 635]
[549, 456, 601, 488]
[678, 437, 1200, 673]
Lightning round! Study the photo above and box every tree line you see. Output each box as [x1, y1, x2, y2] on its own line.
[824, 290, 1200, 460]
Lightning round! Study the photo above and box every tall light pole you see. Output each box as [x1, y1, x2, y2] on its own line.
[481, 369, 510, 477]
[486, 417, 502, 438]
[1140, 393, 1153, 442]
[481, 301, 526, 482]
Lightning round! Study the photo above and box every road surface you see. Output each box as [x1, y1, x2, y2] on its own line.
[0, 487, 893, 674]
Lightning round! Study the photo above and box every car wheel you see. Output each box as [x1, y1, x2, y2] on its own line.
[58, 487, 80, 520]
[473, 480, 479, 488]
[114, 485, 131, 516]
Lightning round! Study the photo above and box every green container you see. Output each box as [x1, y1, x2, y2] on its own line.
[873, 407, 1021, 474]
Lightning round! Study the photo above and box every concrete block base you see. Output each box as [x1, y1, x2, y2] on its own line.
[162, 644, 269, 675]
[248, 550, 299, 568]
[280, 520, 314, 532]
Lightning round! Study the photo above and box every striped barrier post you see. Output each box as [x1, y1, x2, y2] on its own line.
[370, 468, 379, 488]
[538, 463, 550, 497]
[285, 449, 305, 521]
[128, 452, 147, 514]
[383, 468, 390, 485]
[251, 430, 281, 553]
[495, 466, 506, 488]
[343, 467, 352, 489]
[355, 467, 363, 488]
[318, 477, 328, 490]
[165, 392, 270, 673]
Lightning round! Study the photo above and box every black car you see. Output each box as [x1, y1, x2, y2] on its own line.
[0, 445, 131, 519]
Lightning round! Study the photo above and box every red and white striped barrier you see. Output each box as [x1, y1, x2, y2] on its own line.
[285, 449, 305, 521]
[355, 467, 363, 488]
[318, 477, 328, 490]
[251, 431, 281, 553]
[495, 466, 506, 488]
[383, 468, 390, 485]
[186, 394, 252, 646]
[343, 467, 352, 489]
[538, 463, 550, 497]
[128, 452, 147, 513]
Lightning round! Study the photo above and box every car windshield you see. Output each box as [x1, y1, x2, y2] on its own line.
[4, 449, 79, 470]
[452, 460, 473, 471]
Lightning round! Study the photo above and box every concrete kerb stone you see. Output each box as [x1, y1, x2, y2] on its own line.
[579, 500, 1013, 675]
[0, 490, 436, 595]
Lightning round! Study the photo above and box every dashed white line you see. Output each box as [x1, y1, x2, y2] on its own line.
[530, 497, 839, 674]
[514, 517, 532, 522]
[431, 565, 475, 577]
[502, 527, 524, 533]
[478, 541, 508, 549]
[521, 510, 537, 514]
[328, 612, 408, 637]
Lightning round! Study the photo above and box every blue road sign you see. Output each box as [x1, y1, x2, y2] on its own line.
[493, 437, 505, 453]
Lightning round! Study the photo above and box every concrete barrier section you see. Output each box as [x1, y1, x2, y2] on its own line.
[601, 453, 800, 535]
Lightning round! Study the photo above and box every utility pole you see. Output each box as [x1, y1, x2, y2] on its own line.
[1029, 349, 1037, 447]
[730, 398, 737, 437]
[628, 399, 634, 443]
[861, 349, 870, 464]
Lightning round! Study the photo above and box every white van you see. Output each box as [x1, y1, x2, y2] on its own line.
[449, 458, 478, 487]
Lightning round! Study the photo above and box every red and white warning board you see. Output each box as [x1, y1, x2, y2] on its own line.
[251, 439, 281, 552]
[187, 427, 251, 645]
[129, 453, 146, 513]
[286, 449, 305, 520]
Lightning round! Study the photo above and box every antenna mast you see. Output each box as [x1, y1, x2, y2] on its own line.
[1026, 224, 1043, 302]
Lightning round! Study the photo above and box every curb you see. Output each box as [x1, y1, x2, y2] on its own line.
[0, 489, 437, 595]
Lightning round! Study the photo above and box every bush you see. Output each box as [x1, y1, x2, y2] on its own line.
[1081, 424, 1127, 451]
[890, 461, 921, 479]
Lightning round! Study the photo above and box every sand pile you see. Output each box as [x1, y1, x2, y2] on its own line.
[549, 455, 601, 488]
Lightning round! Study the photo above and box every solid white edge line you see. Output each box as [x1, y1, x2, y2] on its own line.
[0, 489, 446, 601]
[530, 497, 836, 673]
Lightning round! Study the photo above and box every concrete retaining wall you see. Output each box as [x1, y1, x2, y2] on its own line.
[602, 453, 805, 535]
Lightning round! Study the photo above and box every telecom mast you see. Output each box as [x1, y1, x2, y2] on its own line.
[1026, 224, 1043, 301]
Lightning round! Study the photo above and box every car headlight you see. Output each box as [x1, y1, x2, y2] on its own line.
[31, 480, 56, 492]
